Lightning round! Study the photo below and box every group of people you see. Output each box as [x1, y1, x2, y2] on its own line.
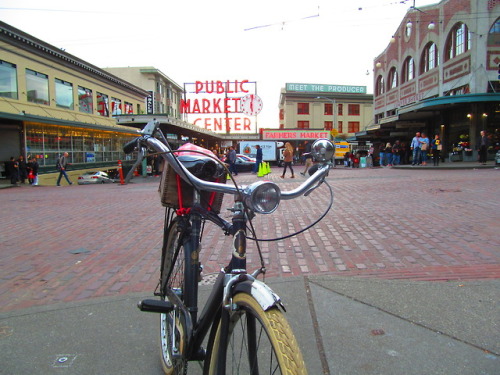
[409, 132, 442, 166]
[5, 155, 40, 185]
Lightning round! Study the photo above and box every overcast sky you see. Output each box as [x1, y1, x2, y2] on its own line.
[1, 0, 438, 129]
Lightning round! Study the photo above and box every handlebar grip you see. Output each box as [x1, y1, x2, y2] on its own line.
[123, 138, 140, 154]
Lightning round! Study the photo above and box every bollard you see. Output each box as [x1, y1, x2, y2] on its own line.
[118, 160, 125, 185]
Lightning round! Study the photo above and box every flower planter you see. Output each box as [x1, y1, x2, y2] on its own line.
[449, 153, 463, 162]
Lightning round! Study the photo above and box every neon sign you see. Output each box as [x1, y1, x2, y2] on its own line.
[182, 80, 261, 134]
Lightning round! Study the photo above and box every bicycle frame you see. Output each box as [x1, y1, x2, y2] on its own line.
[129, 120, 334, 368]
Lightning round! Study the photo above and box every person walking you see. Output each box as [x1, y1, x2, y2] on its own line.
[280, 142, 295, 179]
[300, 140, 313, 176]
[385, 142, 393, 166]
[392, 140, 402, 166]
[56, 152, 73, 186]
[410, 132, 421, 165]
[477, 130, 489, 165]
[419, 132, 430, 166]
[6, 157, 19, 185]
[431, 134, 441, 166]
[227, 146, 238, 176]
[18, 155, 27, 184]
[253, 145, 263, 173]
[378, 143, 386, 167]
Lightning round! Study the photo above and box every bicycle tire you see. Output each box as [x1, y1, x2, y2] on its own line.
[204, 292, 307, 375]
[160, 218, 188, 375]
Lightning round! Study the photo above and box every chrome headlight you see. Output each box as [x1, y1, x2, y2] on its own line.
[311, 139, 335, 162]
[244, 181, 281, 214]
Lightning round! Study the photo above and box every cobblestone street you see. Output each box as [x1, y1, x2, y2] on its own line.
[1, 166, 499, 312]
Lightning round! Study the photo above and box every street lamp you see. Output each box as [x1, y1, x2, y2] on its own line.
[316, 96, 337, 137]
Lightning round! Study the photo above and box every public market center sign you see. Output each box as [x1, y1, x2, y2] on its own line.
[181, 80, 261, 134]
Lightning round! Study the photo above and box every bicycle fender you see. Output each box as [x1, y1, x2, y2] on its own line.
[232, 279, 283, 311]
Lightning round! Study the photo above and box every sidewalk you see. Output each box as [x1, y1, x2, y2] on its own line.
[0, 277, 497, 374]
[0, 167, 498, 374]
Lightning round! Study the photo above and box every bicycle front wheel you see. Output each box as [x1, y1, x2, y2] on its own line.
[160, 218, 187, 375]
[205, 292, 307, 375]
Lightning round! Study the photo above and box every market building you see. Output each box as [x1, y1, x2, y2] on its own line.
[277, 83, 374, 155]
[0, 21, 149, 176]
[363, 0, 500, 162]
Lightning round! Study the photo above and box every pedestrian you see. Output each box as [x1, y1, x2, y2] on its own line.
[56, 152, 73, 186]
[6, 156, 19, 185]
[410, 132, 421, 165]
[227, 146, 238, 176]
[420, 132, 429, 166]
[385, 142, 393, 166]
[253, 145, 263, 174]
[343, 152, 350, 167]
[477, 130, 489, 165]
[27, 157, 34, 185]
[300, 140, 313, 176]
[31, 156, 39, 185]
[18, 155, 27, 184]
[378, 143, 385, 167]
[392, 140, 402, 165]
[431, 134, 441, 166]
[280, 142, 295, 178]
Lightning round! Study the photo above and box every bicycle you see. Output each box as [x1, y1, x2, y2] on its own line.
[123, 120, 335, 374]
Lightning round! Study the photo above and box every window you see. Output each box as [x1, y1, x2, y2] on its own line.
[337, 121, 343, 133]
[348, 104, 360, 116]
[402, 56, 415, 83]
[445, 23, 471, 61]
[97, 92, 109, 116]
[297, 103, 309, 115]
[324, 121, 332, 130]
[297, 121, 309, 129]
[111, 97, 122, 115]
[0, 60, 18, 99]
[78, 86, 93, 113]
[388, 67, 398, 89]
[55, 79, 73, 109]
[337, 104, 343, 116]
[124, 101, 133, 114]
[324, 103, 333, 115]
[487, 18, 500, 45]
[376, 75, 385, 95]
[348, 121, 360, 133]
[26, 69, 49, 105]
[421, 42, 439, 73]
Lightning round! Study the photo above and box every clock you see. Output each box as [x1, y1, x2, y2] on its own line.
[240, 94, 263, 116]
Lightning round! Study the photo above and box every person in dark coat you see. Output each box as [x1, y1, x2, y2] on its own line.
[6, 157, 19, 185]
[18, 155, 27, 183]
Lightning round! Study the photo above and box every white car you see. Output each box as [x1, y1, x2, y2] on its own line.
[77, 171, 114, 184]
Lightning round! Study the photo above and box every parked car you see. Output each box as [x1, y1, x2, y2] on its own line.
[221, 154, 257, 172]
[77, 171, 114, 184]
[496, 150, 500, 166]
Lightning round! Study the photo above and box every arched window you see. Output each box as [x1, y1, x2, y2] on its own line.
[421, 42, 439, 73]
[445, 22, 471, 61]
[376, 75, 385, 95]
[387, 67, 398, 90]
[402, 57, 414, 83]
[487, 17, 500, 46]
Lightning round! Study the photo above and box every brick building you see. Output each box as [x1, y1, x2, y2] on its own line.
[362, 0, 500, 162]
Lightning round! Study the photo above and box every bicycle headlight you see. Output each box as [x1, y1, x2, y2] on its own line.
[311, 139, 335, 162]
[244, 181, 281, 214]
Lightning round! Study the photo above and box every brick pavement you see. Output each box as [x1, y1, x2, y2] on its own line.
[0, 167, 499, 312]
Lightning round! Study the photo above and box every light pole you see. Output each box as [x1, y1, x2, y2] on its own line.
[316, 96, 337, 138]
[317, 96, 338, 166]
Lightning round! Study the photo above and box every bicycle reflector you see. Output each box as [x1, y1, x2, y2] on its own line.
[244, 181, 281, 214]
[311, 139, 335, 162]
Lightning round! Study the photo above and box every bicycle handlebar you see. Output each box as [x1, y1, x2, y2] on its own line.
[124, 121, 332, 201]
